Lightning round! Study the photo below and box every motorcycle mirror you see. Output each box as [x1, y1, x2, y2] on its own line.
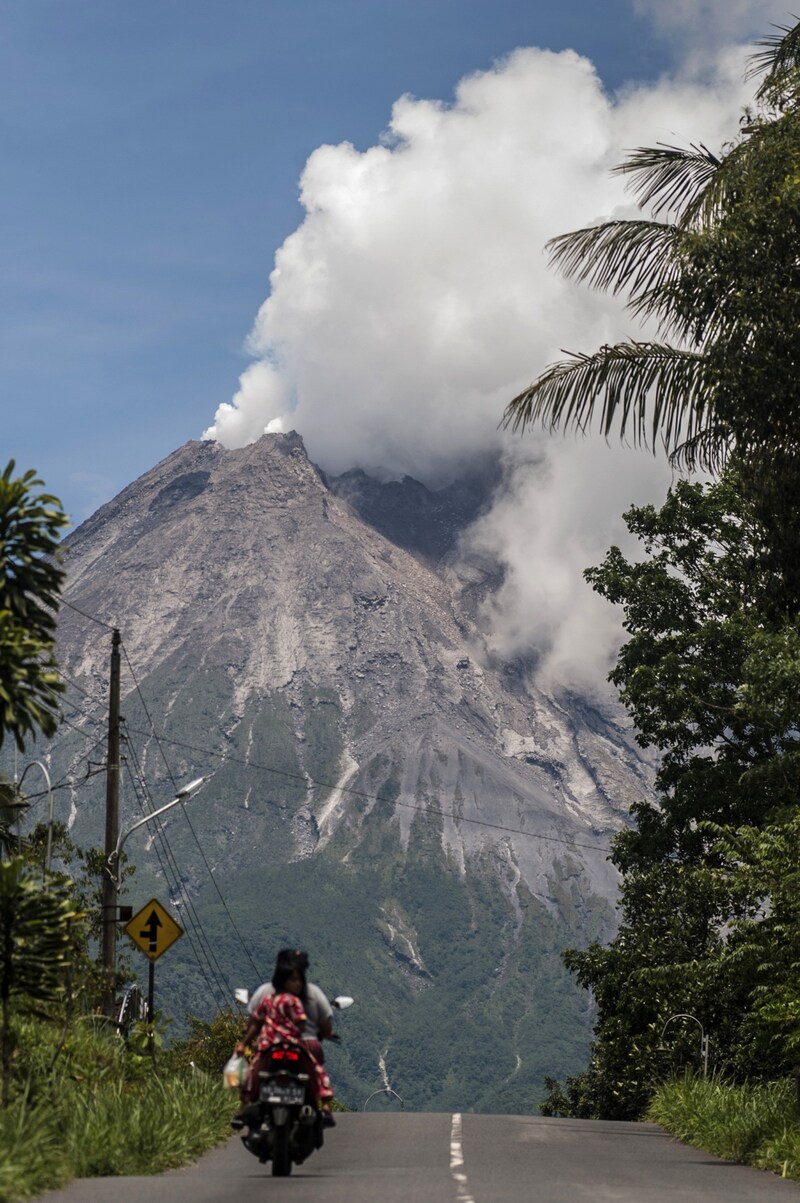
[234, 987, 251, 1006]
[332, 995, 354, 1010]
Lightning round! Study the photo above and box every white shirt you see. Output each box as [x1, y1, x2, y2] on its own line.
[248, 980, 332, 1040]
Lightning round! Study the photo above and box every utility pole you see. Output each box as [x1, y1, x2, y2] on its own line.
[101, 627, 121, 1017]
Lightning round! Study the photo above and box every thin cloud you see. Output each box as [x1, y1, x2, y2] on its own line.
[633, 0, 784, 46]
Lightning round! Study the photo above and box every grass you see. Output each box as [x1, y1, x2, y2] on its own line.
[0, 1021, 238, 1203]
[648, 1069, 800, 1179]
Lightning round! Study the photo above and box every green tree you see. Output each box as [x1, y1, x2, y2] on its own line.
[585, 472, 798, 861]
[541, 472, 800, 1118]
[168, 1008, 242, 1076]
[542, 862, 738, 1119]
[692, 626, 800, 1081]
[505, 23, 800, 469]
[0, 858, 82, 1105]
[0, 774, 29, 861]
[0, 461, 67, 750]
[504, 22, 800, 605]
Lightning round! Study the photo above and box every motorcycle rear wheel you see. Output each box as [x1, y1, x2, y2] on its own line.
[271, 1125, 292, 1177]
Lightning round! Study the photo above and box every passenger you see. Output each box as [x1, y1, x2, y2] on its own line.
[236, 968, 333, 1108]
[235, 949, 337, 1126]
[249, 948, 335, 1066]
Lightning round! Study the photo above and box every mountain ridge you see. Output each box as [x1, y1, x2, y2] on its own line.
[21, 431, 651, 1111]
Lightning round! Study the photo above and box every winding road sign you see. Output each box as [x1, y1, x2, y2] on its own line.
[124, 898, 183, 962]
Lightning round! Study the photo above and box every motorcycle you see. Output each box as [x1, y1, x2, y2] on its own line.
[231, 991, 353, 1177]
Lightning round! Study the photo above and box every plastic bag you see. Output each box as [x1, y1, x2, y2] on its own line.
[222, 1054, 247, 1090]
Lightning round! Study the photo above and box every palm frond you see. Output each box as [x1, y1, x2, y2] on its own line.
[547, 220, 682, 303]
[614, 143, 723, 224]
[670, 424, 731, 475]
[626, 282, 693, 341]
[503, 342, 709, 457]
[628, 273, 728, 345]
[748, 19, 800, 101]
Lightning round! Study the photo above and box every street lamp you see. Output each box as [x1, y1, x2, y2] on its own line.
[107, 776, 208, 884]
[15, 760, 54, 877]
[100, 775, 207, 1021]
[363, 1088, 405, 1111]
[657, 1013, 709, 1077]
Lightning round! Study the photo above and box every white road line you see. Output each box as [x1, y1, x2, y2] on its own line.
[450, 1113, 476, 1203]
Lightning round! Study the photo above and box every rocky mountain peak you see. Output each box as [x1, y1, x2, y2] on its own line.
[35, 434, 652, 1112]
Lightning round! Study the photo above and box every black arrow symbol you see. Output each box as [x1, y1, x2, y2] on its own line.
[140, 910, 162, 952]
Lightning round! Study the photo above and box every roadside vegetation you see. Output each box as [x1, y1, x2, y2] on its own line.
[649, 1072, 800, 1180]
[0, 1018, 236, 1203]
[0, 837, 240, 1203]
[0, 460, 239, 1202]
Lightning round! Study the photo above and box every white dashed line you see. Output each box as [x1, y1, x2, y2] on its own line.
[450, 1112, 476, 1203]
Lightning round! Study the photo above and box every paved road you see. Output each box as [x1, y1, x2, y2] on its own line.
[39, 1113, 800, 1202]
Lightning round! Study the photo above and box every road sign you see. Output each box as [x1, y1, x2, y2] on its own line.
[124, 898, 183, 962]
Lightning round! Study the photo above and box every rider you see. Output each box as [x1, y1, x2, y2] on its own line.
[236, 961, 333, 1108]
[235, 948, 337, 1126]
[248, 949, 335, 1059]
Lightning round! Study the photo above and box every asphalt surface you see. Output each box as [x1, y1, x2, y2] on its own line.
[38, 1112, 800, 1202]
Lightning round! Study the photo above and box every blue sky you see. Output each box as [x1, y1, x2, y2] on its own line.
[1, 0, 781, 525]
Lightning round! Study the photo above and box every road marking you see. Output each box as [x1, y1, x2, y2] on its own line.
[450, 1113, 475, 1203]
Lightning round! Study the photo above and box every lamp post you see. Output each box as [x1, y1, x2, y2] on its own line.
[106, 776, 208, 885]
[657, 1013, 709, 1077]
[102, 775, 207, 1023]
[363, 1088, 405, 1111]
[15, 760, 54, 877]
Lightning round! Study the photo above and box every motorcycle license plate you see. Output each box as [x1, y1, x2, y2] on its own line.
[260, 1081, 305, 1105]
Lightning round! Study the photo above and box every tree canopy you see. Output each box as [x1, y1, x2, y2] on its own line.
[0, 460, 67, 750]
[542, 472, 800, 1117]
[504, 23, 800, 488]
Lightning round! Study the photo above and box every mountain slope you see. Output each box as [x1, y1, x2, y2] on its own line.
[29, 433, 650, 1111]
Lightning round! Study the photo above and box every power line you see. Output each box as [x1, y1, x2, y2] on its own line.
[21, 763, 107, 808]
[126, 732, 263, 989]
[52, 606, 264, 990]
[55, 709, 107, 742]
[120, 640, 265, 981]
[123, 753, 230, 1011]
[169, 789, 264, 981]
[122, 746, 231, 1011]
[54, 604, 613, 854]
[123, 725, 614, 855]
[177, 796, 264, 982]
[59, 596, 116, 631]
[54, 665, 105, 706]
[48, 607, 262, 1003]
[50, 685, 613, 854]
[120, 642, 174, 783]
[10, 708, 110, 824]
[22, 717, 109, 792]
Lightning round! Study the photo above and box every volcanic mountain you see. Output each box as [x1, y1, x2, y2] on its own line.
[36, 432, 651, 1112]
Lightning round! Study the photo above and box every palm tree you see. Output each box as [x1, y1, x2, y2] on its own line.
[504, 22, 800, 477]
[0, 460, 67, 753]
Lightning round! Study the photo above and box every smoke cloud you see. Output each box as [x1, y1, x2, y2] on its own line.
[204, 33, 761, 689]
[463, 440, 678, 693]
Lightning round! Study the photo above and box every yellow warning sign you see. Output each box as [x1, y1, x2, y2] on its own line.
[124, 898, 183, 962]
